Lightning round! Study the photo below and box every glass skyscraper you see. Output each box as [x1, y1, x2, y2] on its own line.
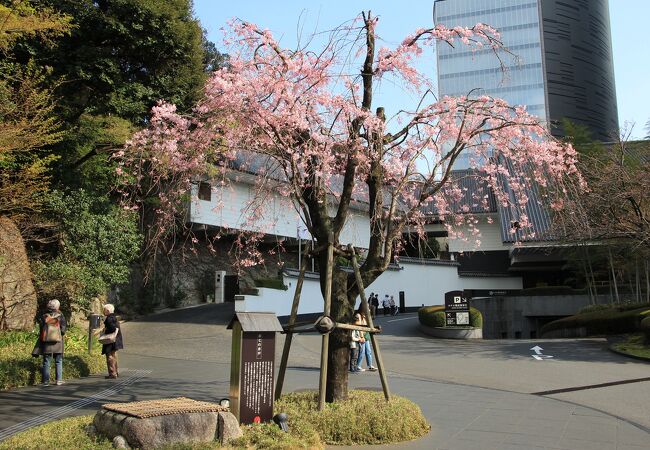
[434, 0, 618, 168]
[436, 0, 547, 123]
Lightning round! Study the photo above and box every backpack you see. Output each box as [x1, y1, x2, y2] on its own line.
[41, 314, 62, 344]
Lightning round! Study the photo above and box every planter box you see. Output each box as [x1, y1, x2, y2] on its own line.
[420, 324, 482, 339]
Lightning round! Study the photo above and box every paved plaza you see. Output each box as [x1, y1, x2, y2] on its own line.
[0, 303, 648, 449]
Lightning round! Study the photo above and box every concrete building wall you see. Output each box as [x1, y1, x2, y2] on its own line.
[188, 182, 370, 248]
[190, 182, 300, 237]
[446, 219, 510, 253]
[189, 182, 370, 248]
[240, 260, 523, 317]
[472, 295, 611, 339]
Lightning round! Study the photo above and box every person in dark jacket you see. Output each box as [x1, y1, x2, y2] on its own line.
[101, 304, 124, 379]
[35, 299, 67, 386]
[370, 294, 379, 319]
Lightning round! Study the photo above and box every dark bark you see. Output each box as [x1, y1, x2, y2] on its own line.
[324, 267, 356, 401]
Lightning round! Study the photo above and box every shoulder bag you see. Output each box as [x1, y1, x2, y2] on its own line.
[98, 327, 119, 344]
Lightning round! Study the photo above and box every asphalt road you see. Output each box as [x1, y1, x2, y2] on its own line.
[1, 303, 648, 449]
[352, 313, 650, 430]
[98, 304, 650, 430]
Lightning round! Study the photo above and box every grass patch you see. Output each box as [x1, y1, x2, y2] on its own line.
[418, 305, 483, 328]
[0, 327, 105, 390]
[241, 390, 430, 447]
[611, 333, 650, 359]
[0, 415, 113, 450]
[541, 305, 650, 337]
[0, 391, 429, 449]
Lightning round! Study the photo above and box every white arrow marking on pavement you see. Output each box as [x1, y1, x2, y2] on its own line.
[530, 346, 554, 360]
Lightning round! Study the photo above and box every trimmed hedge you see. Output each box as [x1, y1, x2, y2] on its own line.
[418, 305, 483, 328]
[0, 327, 105, 390]
[541, 306, 650, 337]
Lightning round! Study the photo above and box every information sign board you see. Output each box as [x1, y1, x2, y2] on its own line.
[239, 331, 275, 424]
[444, 290, 470, 326]
[228, 312, 283, 425]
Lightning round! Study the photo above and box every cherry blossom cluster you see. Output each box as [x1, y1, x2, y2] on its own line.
[115, 13, 583, 265]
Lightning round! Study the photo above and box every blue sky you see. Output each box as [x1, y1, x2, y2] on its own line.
[194, 0, 649, 139]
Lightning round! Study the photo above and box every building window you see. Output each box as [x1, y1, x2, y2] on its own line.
[198, 182, 211, 201]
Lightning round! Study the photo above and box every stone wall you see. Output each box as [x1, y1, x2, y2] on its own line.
[167, 240, 298, 306]
[0, 217, 37, 330]
[119, 239, 300, 309]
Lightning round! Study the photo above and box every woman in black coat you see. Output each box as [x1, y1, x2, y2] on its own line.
[101, 304, 124, 379]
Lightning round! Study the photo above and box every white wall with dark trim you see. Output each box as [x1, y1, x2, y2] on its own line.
[238, 260, 522, 317]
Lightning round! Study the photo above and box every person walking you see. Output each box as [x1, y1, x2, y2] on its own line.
[349, 313, 362, 372]
[356, 313, 377, 371]
[370, 293, 380, 319]
[382, 294, 390, 316]
[101, 304, 123, 379]
[368, 293, 376, 319]
[389, 295, 398, 316]
[34, 299, 67, 386]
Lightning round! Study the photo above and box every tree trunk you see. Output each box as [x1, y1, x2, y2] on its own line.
[635, 258, 641, 303]
[645, 259, 649, 303]
[581, 247, 595, 304]
[608, 248, 619, 303]
[324, 267, 356, 402]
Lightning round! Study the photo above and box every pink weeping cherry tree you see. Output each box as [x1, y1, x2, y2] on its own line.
[117, 12, 583, 401]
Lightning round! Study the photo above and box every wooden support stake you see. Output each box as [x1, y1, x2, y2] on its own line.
[350, 246, 391, 401]
[282, 319, 317, 329]
[318, 235, 334, 410]
[275, 246, 309, 400]
[333, 323, 380, 333]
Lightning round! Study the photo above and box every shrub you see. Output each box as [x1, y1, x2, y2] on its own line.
[33, 191, 141, 313]
[0, 327, 104, 389]
[541, 306, 650, 337]
[165, 288, 186, 309]
[611, 333, 650, 359]
[418, 305, 483, 328]
[616, 302, 650, 312]
[578, 304, 614, 314]
[234, 390, 429, 447]
[579, 302, 650, 314]
[254, 278, 288, 290]
[640, 315, 650, 343]
[418, 305, 445, 327]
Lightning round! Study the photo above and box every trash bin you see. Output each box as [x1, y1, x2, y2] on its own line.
[87, 313, 103, 354]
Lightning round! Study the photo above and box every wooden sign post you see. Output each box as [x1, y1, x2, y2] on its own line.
[228, 312, 283, 424]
